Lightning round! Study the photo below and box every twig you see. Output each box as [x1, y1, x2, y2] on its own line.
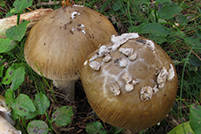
[0, 8, 53, 38]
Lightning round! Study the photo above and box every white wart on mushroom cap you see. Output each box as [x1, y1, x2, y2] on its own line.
[80, 33, 178, 130]
[24, 5, 117, 99]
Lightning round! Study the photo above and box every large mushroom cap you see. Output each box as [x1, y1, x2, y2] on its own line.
[24, 5, 117, 81]
[80, 33, 178, 130]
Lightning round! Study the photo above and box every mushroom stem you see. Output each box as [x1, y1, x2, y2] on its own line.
[0, 112, 15, 126]
[53, 80, 76, 101]
[0, 115, 21, 134]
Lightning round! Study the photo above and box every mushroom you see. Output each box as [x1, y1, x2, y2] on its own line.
[0, 95, 21, 134]
[24, 5, 117, 100]
[80, 33, 178, 130]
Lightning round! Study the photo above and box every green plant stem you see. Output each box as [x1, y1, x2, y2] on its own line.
[45, 112, 53, 133]
[17, 13, 20, 25]
[34, 63, 57, 103]
[161, 22, 185, 38]
[179, 46, 193, 134]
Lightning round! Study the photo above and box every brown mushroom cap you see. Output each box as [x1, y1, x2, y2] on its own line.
[80, 33, 178, 130]
[24, 5, 117, 81]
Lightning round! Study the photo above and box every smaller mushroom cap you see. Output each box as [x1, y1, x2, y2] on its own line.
[80, 33, 178, 130]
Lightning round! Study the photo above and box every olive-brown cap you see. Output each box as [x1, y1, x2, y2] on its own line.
[80, 33, 178, 130]
[24, 5, 117, 81]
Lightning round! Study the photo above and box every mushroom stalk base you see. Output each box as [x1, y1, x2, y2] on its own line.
[0, 115, 21, 134]
[53, 80, 76, 101]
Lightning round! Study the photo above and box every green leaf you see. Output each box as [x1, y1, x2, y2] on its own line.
[139, 23, 169, 36]
[176, 14, 188, 26]
[167, 121, 194, 134]
[156, 0, 171, 4]
[12, 94, 36, 117]
[0, 38, 17, 53]
[197, 28, 201, 39]
[185, 37, 201, 52]
[189, 57, 201, 67]
[51, 106, 74, 127]
[0, 0, 5, 7]
[158, 5, 183, 20]
[14, 0, 33, 12]
[10, 66, 25, 90]
[2, 64, 17, 85]
[147, 35, 167, 44]
[86, 122, 106, 134]
[100, 1, 110, 12]
[27, 120, 49, 134]
[34, 92, 50, 115]
[112, 0, 122, 11]
[189, 105, 201, 134]
[132, 0, 147, 5]
[6, 20, 29, 41]
[5, 88, 15, 108]
[150, 10, 157, 23]
[109, 126, 123, 134]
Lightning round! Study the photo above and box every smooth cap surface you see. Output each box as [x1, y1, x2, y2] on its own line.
[24, 6, 117, 81]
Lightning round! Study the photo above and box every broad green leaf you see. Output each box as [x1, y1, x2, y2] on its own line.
[189, 105, 201, 134]
[34, 92, 50, 115]
[12, 94, 36, 117]
[2, 65, 17, 85]
[14, 0, 33, 12]
[10, 66, 25, 90]
[0, 38, 17, 53]
[189, 57, 201, 67]
[168, 121, 194, 134]
[86, 122, 106, 134]
[185, 37, 201, 52]
[139, 23, 169, 36]
[112, 0, 122, 11]
[158, 5, 183, 20]
[6, 20, 29, 41]
[5, 88, 15, 108]
[22, 111, 38, 119]
[51, 106, 74, 127]
[27, 120, 49, 134]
